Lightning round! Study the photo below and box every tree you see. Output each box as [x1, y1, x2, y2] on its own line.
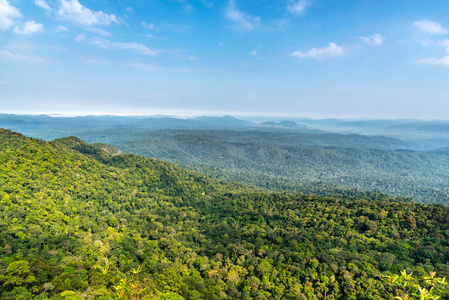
[0, 260, 36, 291]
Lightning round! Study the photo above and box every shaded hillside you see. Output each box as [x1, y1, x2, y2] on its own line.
[1, 129, 449, 299]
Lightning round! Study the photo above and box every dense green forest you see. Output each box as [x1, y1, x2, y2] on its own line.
[112, 130, 449, 204]
[1, 128, 449, 299]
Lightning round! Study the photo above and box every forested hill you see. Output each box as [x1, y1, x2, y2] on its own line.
[114, 130, 449, 204]
[1, 129, 449, 299]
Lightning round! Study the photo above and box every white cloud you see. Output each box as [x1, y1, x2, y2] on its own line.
[292, 42, 345, 59]
[416, 56, 449, 67]
[126, 6, 134, 13]
[414, 20, 448, 34]
[35, 0, 52, 11]
[225, 0, 261, 31]
[57, 0, 117, 27]
[0, 0, 21, 31]
[14, 20, 44, 34]
[359, 33, 384, 46]
[141, 22, 158, 30]
[249, 50, 256, 56]
[90, 38, 159, 56]
[287, 0, 312, 15]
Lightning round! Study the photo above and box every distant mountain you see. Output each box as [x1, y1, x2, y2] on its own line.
[256, 120, 305, 129]
[0, 114, 258, 140]
[190, 115, 253, 126]
[295, 118, 449, 146]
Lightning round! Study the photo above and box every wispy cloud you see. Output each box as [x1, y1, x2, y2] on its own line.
[75, 33, 86, 42]
[57, 0, 117, 27]
[125, 62, 214, 73]
[86, 27, 111, 36]
[0, 49, 45, 63]
[440, 39, 449, 52]
[225, 0, 261, 31]
[416, 56, 449, 67]
[249, 50, 257, 56]
[292, 42, 345, 59]
[0, 0, 21, 31]
[166, 23, 190, 33]
[414, 20, 448, 35]
[171, 0, 194, 13]
[90, 38, 159, 56]
[0, 80, 10, 84]
[86, 59, 113, 65]
[14, 20, 44, 34]
[200, 0, 213, 8]
[418, 38, 449, 51]
[414, 36, 449, 67]
[141, 22, 159, 30]
[359, 33, 384, 46]
[34, 0, 52, 11]
[287, 0, 312, 15]
[55, 25, 68, 32]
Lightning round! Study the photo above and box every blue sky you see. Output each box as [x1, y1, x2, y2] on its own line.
[1, 0, 449, 118]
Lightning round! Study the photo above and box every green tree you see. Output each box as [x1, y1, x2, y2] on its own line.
[0, 260, 36, 290]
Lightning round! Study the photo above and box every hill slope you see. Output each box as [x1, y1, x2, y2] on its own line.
[1, 129, 449, 299]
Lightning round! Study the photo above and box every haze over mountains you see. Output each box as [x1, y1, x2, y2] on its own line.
[3, 113, 449, 204]
[3, 113, 449, 146]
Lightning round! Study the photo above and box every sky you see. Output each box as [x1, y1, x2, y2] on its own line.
[1, 0, 449, 119]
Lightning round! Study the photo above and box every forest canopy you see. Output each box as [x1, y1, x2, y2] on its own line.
[1, 129, 449, 299]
